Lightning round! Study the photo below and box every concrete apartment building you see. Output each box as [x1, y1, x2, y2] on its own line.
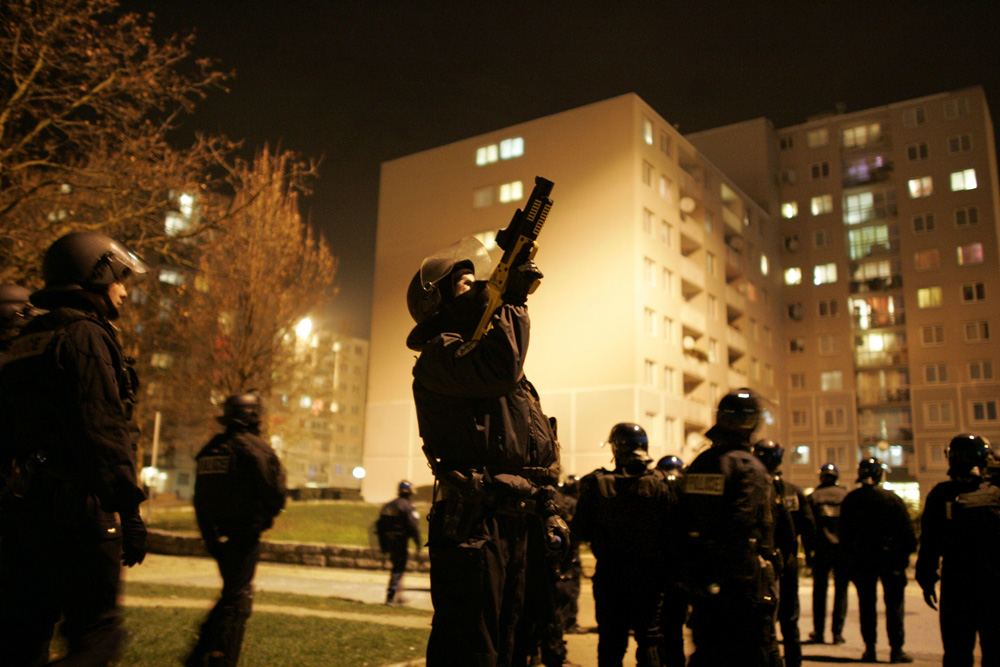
[363, 93, 788, 502]
[689, 86, 1000, 504]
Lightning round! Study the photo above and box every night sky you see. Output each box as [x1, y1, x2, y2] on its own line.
[125, 0, 1000, 338]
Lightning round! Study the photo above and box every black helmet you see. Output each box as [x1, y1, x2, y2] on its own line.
[406, 237, 492, 325]
[856, 457, 885, 484]
[819, 463, 839, 479]
[709, 388, 765, 442]
[753, 439, 784, 473]
[656, 455, 684, 472]
[946, 433, 993, 476]
[398, 480, 414, 497]
[607, 423, 651, 465]
[559, 474, 580, 498]
[218, 392, 263, 429]
[33, 232, 149, 309]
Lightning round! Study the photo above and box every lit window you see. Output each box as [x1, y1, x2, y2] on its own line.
[150, 352, 173, 369]
[642, 118, 654, 145]
[914, 249, 940, 270]
[781, 201, 799, 219]
[924, 364, 948, 384]
[957, 243, 983, 266]
[971, 400, 999, 423]
[950, 169, 978, 192]
[908, 176, 933, 198]
[498, 181, 523, 203]
[962, 282, 986, 302]
[820, 371, 843, 391]
[965, 320, 990, 342]
[906, 142, 929, 161]
[499, 137, 524, 160]
[948, 134, 972, 153]
[969, 360, 994, 381]
[912, 214, 935, 233]
[760, 254, 769, 276]
[473, 186, 495, 208]
[814, 263, 837, 285]
[784, 267, 802, 285]
[811, 194, 833, 216]
[807, 128, 828, 148]
[158, 268, 185, 286]
[842, 123, 881, 148]
[918, 287, 942, 308]
[955, 206, 979, 227]
[475, 144, 499, 166]
[921, 324, 945, 346]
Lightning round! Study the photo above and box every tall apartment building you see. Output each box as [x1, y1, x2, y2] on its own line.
[689, 86, 1000, 503]
[363, 94, 787, 502]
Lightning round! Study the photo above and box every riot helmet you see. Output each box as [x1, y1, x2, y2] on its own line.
[856, 457, 885, 484]
[753, 439, 784, 473]
[819, 462, 839, 483]
[398, 480, 414, 498]
[707, 388, 766, 444]
[606, 422, 652, 470]
[218, 392, 264, 430]
[656, 455, 684, 472]
[406, 237, 492, 325]
[945, 433, 993, 477]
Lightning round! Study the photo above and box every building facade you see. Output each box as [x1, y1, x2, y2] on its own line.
[363, 94, 787, 502]
[689, 86, 1000, 503]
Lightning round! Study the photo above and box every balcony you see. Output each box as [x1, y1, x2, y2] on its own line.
[842, 159, 894, 189]
[854, 349, 908, 368]
[680, 228, 703, 256]
[849, 274, 903, 294]
[852, 310, 906, 330]
[727, 326, 747, 353]
[683, 400, 712, 429]
[680, 304, 706, 336]
[722, 207, 742, 235]
[856, 387, 911, 407]
[850, 239, 901, 261]
[725, 247, 743, 282]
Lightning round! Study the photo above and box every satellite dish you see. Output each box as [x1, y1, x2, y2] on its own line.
[683, 335, 695, 350]
[679, 197, 696, 214]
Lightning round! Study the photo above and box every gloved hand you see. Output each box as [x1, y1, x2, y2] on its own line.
[121, 510, 148, 567]
[921, 584, 938, 611]
[544, 514, 570, 560]
[502, 260, 543, 306]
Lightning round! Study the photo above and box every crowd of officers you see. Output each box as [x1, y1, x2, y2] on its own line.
[2, 230, 999, 667]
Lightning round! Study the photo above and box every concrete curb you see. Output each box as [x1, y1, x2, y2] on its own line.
[147, 529, 430, 572]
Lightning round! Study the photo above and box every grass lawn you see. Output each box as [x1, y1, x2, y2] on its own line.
[148, 500, 431, 547]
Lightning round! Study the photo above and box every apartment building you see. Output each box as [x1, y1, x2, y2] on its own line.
[689, 86, 1000, 503]
[363, 94, 787, 502]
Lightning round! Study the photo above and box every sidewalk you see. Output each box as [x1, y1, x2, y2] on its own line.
[128, 554, 953, 666]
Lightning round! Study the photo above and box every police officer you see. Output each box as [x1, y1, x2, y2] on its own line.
[554, 475, 585, 636]
[806, 463, 849, 645]
[654, 455, 687, 667]
[840, 458, 916, 663]
[681, 388, 783, 667]
[573, 423, 676, 667]
[754, 440, 815, 667]
[377, 480, 421, 606]
[916, 434, 1000, 666]
[0, 231, 149, 665]
[186, 393, 287, 667]
[407, 237, 566, 667]
[0, 284, 38, 366]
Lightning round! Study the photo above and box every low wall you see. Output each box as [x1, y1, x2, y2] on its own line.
[147, 529, 431, 572]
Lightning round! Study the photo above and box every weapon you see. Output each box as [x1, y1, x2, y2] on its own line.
[456, 176, 554, 356]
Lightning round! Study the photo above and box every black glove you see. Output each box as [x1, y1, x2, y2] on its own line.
[503, 260, 543, 306]
[121, 510, 148, 567]
[544, 514, 570, 560]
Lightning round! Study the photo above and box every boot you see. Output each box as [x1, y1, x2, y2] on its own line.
[860, 645, 877, 662]
[890, 648, 913, 663]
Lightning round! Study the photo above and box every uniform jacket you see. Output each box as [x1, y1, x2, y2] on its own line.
[840, 484, 916, 572]
[412, 304, 559, 480]
[807, 482, 848, 554]
[573, 466, 675, 568]
[0, 301, 146, 514]
[194, 427, 287, 537]
[377, 496, 421, 552]
[916, 478, 1000, 589]
[772, 476, 815, 562]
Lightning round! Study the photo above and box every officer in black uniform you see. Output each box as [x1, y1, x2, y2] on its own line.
[186, 393, 287, 667]
[0, 284, 39, 366]
[681, 388, 783, 667]
[0, 231, 149, 666]
[574, 423, 676, 667]
[916, 434, 1000, 666]
[654, 455, 687, 667]
[806, 463, 849, 645]
[554, 475, 585, 636]
[407, 238, 566, 667]
[754, 440, 815, 667]
[840, 458, 916, 664]
[377, 480, 422, 606]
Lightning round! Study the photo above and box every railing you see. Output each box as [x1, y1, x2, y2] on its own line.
[854, 349, 908, 367]
[852, 311, 906, 330]
[856, 387, 911, 406]
[848, 274, 903, 294]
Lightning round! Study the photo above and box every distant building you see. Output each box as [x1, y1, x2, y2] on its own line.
[365, 86, 1000, 505]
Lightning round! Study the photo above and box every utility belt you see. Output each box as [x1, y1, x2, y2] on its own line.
[433, 467, 554, 541]
[3, 452, 76, 499]
[438, 483, 538, 514]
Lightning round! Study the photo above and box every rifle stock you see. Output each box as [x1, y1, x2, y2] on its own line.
[457, 176, 554, 357]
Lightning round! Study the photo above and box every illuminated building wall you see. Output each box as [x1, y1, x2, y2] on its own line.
[689, 86, 1000, 504]
[363, 94, 787, 503]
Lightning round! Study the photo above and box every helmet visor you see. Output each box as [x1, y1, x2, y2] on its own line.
[106, 239, 150, 282]
[419, 237, 492, 289]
